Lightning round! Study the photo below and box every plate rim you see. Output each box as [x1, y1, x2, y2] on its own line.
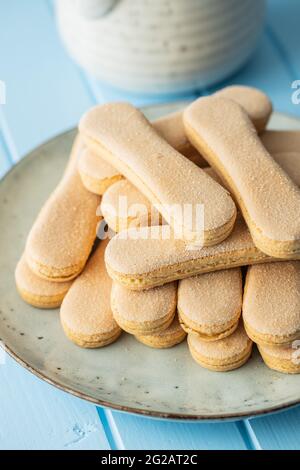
[1, 110, 300, 422]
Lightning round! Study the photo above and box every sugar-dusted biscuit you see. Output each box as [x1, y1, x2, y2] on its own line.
[184, 97, 300, 259]
[60, 240, 121, 348]
[15, 254, 72, 309]
[101, 179, 163, 232]
[108, 147, 300, 289]
[135, 317, 186, 349]
[272, 152, 300, 187]
[153, 111, 205, 164]
[243, 261, 300, 346]
[103, 151, 300, 234]
[78, 148, 123, 195]
[261, 130, 300, 155]
[111, 281, 176, 336]
[101, 168, 219, 233]
[214, 85, 272, 133]
[25, 136, 101, 282]
[258, 343, 300, 374]
[77, 112, 206, 196]
[178, 268, 242, 341]
[105, 217, 274, 290]
[188, 322, 253, 372]
[80, 102, 236, 246]
[78, 86, 271, 196]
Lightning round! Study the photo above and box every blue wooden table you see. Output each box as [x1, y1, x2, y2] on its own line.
[1, 0, 300, 450]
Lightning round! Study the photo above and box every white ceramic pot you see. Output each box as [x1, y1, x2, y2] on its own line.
[56, 0, 266, 95]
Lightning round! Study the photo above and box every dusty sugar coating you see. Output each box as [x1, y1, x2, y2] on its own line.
[101, 168, 221, 233]
[258, 343, 300, 374]
[154, 111, 192, 155]
[243, 262, 300, 338]
[78, 148, 122, 195]
[79, 148, 119, 180]
[215, 85, 272, 133]
[15, 254, 72, 308]
[111, 281, 176, 323]
[25, 136, 100, 281]
[16, 254, 72, 296]
[188, 322, 251, 361]
[80, 102, 236, 244]
[184, 97, 300, 257]
[153, 111, 206, 165]
[146, 316, 185, 338]
[60, 240, 121, 345]
[262, 130, 300, 155]
[102, 180, 153, 213]
[78, 86, 271, 197]
[135, 317, 186, 349]
[272, 152, 300, 187]
[178, 268, 242, 329]
[101, 179, 162, 232]
[78, 111, 207, 196]
[105, 217, 273, 291]
[102, 152, 300, 234]
[259, 343, 298, 360]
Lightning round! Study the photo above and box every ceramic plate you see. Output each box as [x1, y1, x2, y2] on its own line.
[1, 103, 300, 421]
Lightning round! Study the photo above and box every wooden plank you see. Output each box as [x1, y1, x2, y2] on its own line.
[0, 0, 110, 450]
[0, 134, 11, 179]
[0, 355, 109, 450]
[0, 0, 94, 159]
[104, 410, 248, 450]
[249, 407, 300, 450]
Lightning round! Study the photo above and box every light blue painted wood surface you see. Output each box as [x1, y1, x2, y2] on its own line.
[0, 0, 109, 450]
[0, 0, 94, 158]
[0, 356, 109, 450]
[250, 407, 300, 450]
[0, 0, 300, 450]
[101, 411, 250, 450]
[0, 136, 11, 178]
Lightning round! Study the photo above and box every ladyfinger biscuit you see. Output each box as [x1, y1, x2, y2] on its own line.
[243, 262, 300, 347]
[101, 179, 163, 233]
[25, 136, 101, 282]
[153, 86, 271, 150]
[15, 254, 72, 309]
[78, 86, 271, 196]
[80, 102, 236, 246]
[261, 130, 300, 155]
[184, 97, 300, 259]
[111, 281, 176, 336]
[178, 268, 242, 341]
[135, 317, 186, 349]
[77, 112, 206, 196]
[104, 153, 300, 289]
[78, 148, 123, 195]
[105, 217, 274, 290]
[272, 152, 300, 187]
[103, 151, 300, 234]
[188, 322, 253, 372]
[101, 167, 219, 233]
[153, 111, 205, 164]
[214, 85, 272, 133]
[60, 240, 121, 348]
[258, 343, 300, 374]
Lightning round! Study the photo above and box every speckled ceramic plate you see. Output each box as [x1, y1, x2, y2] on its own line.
[1, 103, 300, 421]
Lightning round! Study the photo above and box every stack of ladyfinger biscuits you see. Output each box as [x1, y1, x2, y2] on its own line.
[15, 85, 300, 374]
